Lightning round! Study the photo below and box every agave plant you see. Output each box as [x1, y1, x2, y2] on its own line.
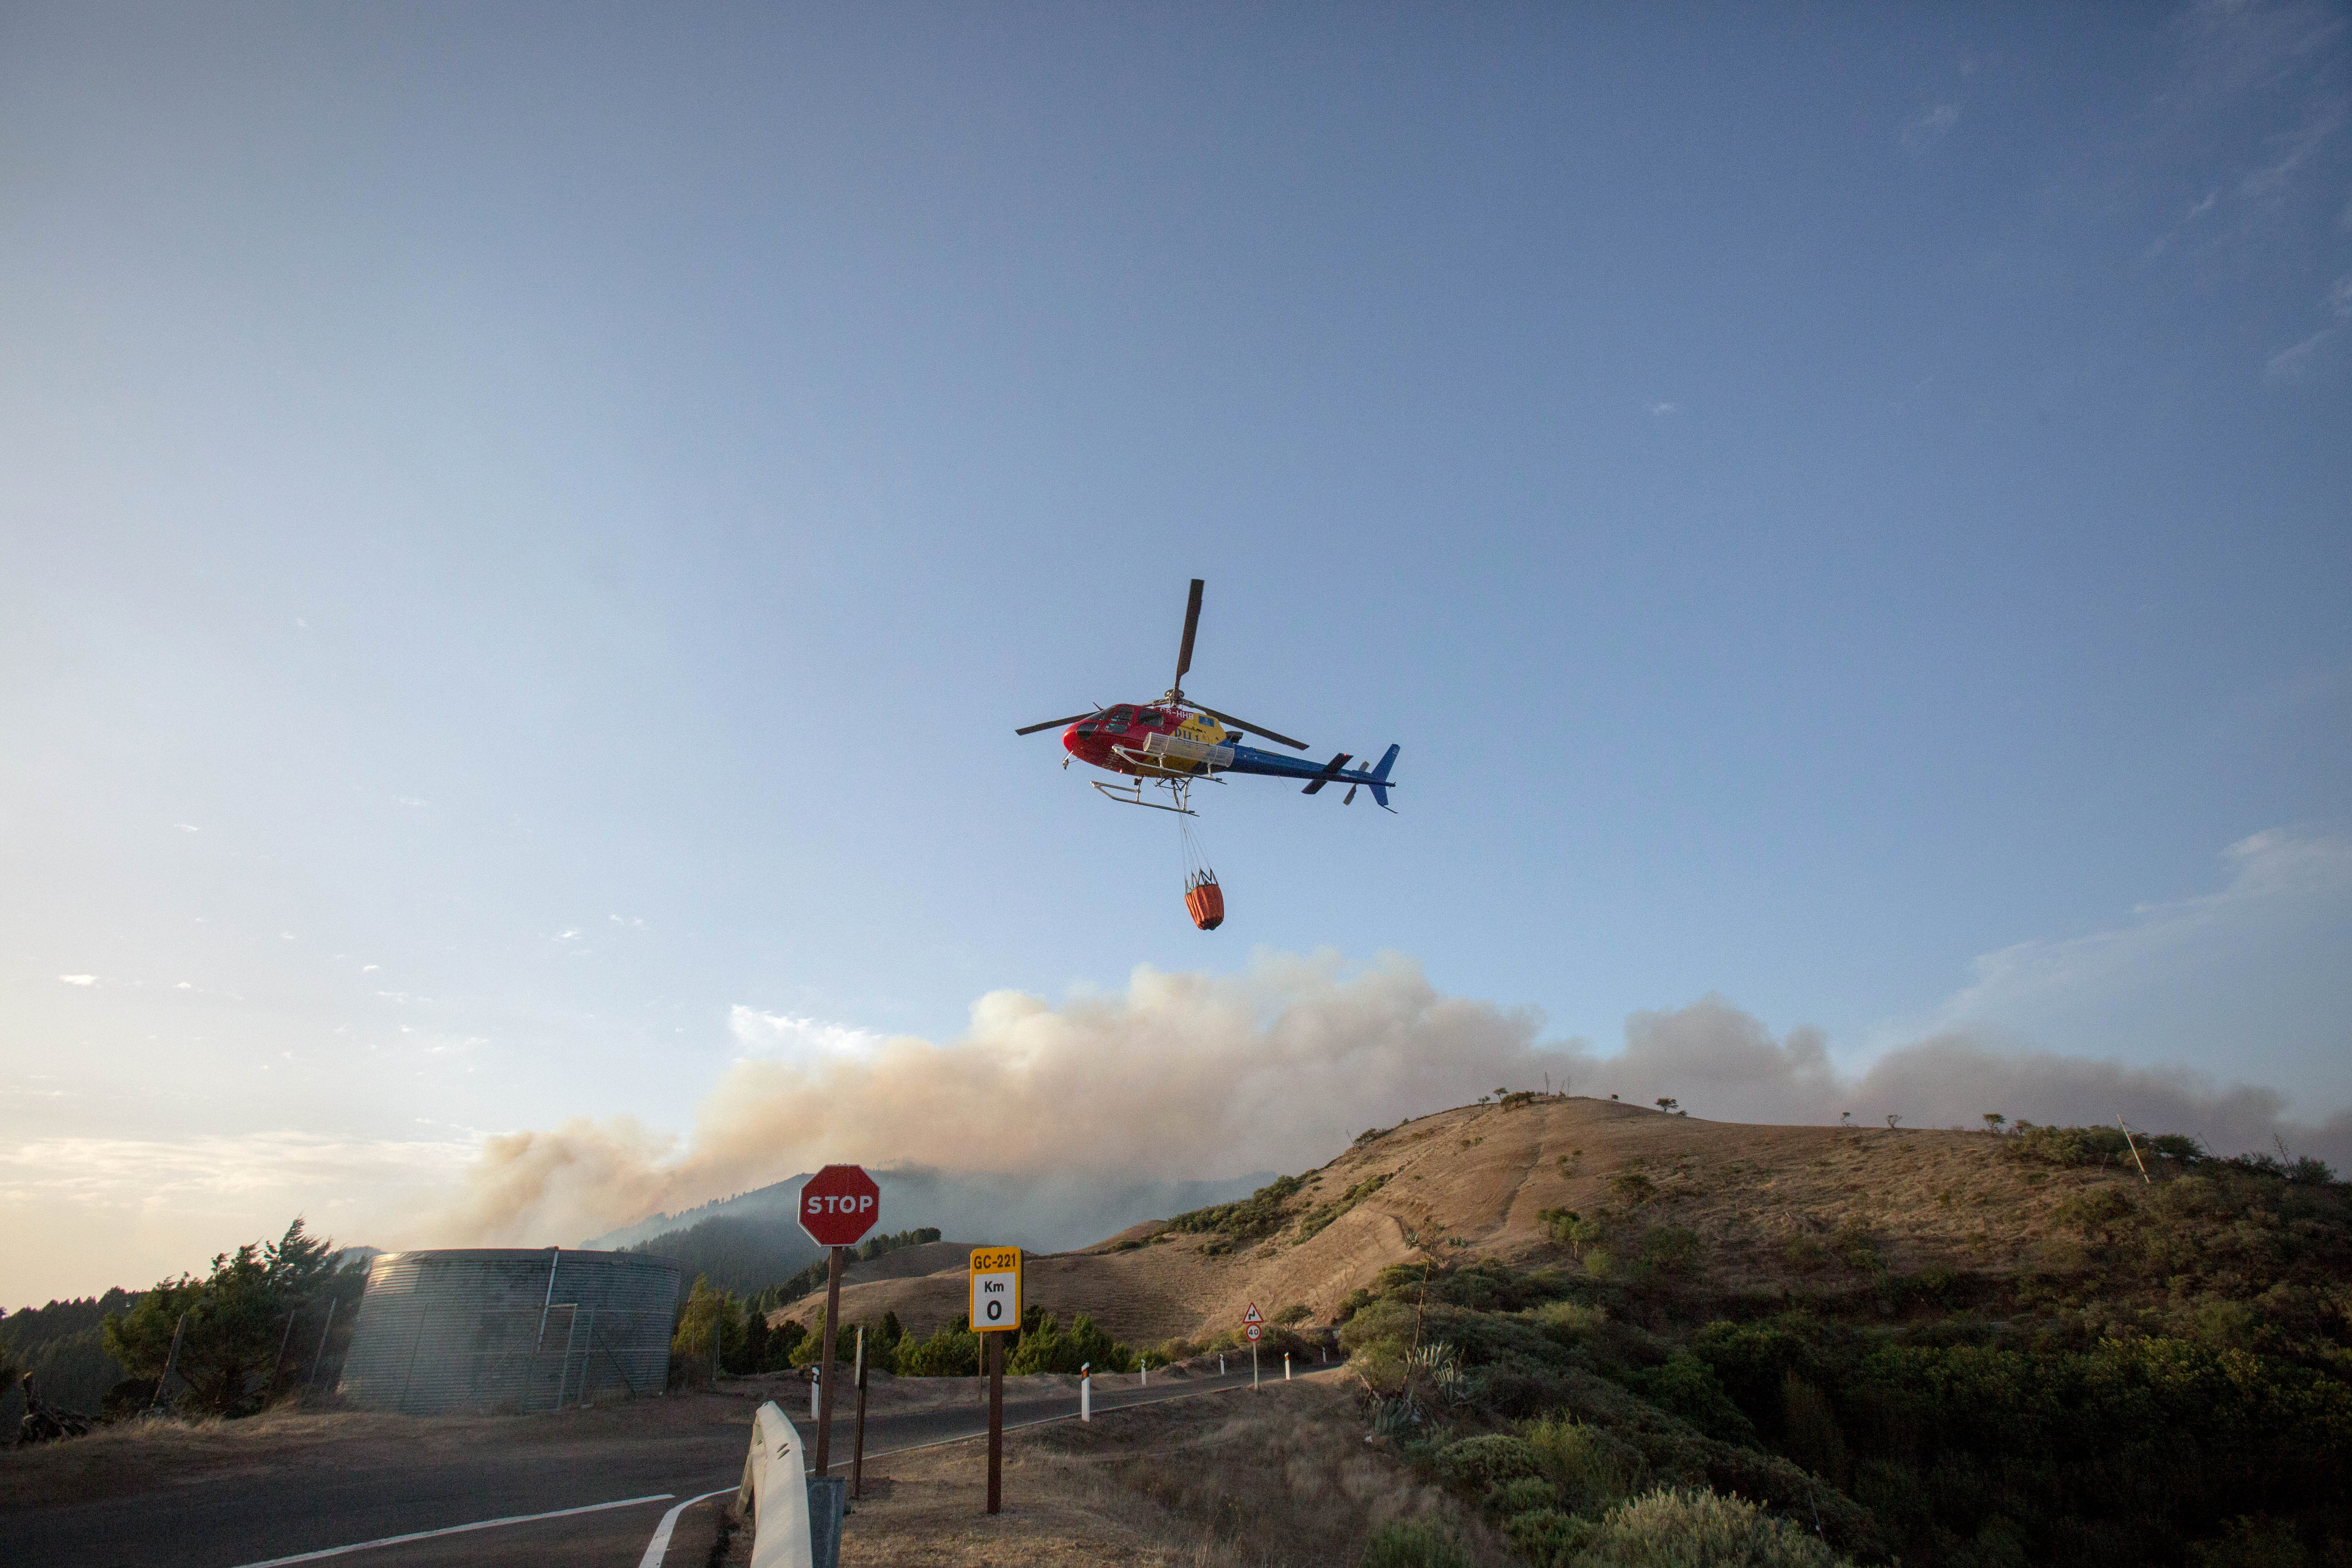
[1406, 1340, 1470, 1407]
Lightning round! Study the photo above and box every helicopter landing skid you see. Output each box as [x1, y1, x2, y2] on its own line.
[1091, 775, 1213, 815]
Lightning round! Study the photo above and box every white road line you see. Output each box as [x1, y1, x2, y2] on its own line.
[227, 1492, 674, 1567]
[637, 1486, 738, 1568]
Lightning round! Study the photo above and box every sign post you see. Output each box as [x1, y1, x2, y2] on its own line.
[851, 1324, 870, 1499]
[799, 1164, 882, 1477]
[969, 1247, 1023, 1516]
[1244, 1303, 1264, 1389]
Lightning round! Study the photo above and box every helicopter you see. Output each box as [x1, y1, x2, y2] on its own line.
[1014, 579, 1402, 820]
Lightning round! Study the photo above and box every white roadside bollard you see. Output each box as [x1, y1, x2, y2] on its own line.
[808, 1365, 819, 1422]
[1080, 1364, 1091, 1423]
[1218, 1354, 1225, 1375]
[1284, 1353, 1292, 1381]
[1140, 1357, 1148, 1387]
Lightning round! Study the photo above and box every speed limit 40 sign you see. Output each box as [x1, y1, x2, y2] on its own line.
[969, 1247, 1022, 1332]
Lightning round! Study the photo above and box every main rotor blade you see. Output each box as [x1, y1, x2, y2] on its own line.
[1173, 578, 1204, 690]
[1014, 710, 1100, 736]
[1197, 705, 1308, 750]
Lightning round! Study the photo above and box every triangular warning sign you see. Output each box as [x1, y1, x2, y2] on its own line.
[1243, 1303, 1263, 1323]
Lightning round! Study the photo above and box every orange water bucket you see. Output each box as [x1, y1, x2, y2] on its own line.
[1184, 875, 1225, 931]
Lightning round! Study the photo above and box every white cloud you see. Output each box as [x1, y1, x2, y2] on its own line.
[2239, 101, 2342, 200]
[2266, 325, 2339, 379]
[1901, 103, 1959, 151]
[173, 823, 200, 833]
[1887, 829, 2352, 1097]
[57, 974, 96, 987]
[555, 928, 583, 942]
[727, 1008, 891, 1061]
[1647, 401, 1679, 416]
[1935, 830, 2350, 1020]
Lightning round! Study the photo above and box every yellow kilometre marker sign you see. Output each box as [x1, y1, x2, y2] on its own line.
[969, 1247, 1022, 1332]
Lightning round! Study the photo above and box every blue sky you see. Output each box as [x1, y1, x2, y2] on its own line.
[4, 2, 2349, 1298]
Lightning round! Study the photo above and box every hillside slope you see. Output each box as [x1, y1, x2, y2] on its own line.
[776, 1095, 2119, 1343]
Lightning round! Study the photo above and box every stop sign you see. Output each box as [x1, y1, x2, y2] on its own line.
[798, 1164, 881, 1248]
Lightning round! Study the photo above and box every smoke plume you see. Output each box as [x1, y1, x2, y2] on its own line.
[438, 953, 2351, 1249]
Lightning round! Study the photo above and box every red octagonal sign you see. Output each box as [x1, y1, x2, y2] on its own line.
[799, 1164, 881, 1248]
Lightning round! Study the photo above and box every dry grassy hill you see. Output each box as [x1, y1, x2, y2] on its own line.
[774, 1095, 2130, 1346]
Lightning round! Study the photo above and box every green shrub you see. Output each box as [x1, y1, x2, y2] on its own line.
[1298, 1174, 1392, 1241]
[893, 1321, 979, 1377]
[1539, 1207, 1608, 1257]
[1507, 1508, 1595, 1567]
[1527, 1300, 1608, 1345]
[1165, 1174, 1307, 1242]
[1608, 1171, 1659, 1205]
[2009, 1122, 2138, 1169]
[2187, 1515, 2311, 1568]
[1569, 1486, 1853, 1566]
[1007, 1312, 1134, 1375]
[1640, 1228, 1700, 1277]
[1519, 1415, 1642, 1514]
[1361, 1519, 1472, 1568]
[1496, 1475, 1563, 1515]
[1435, 1432, 1544, 1490]
[1635, 1352, 1756, 1446]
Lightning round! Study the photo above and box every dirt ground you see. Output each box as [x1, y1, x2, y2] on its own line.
[717, 1372, 1497, 1568]
[775, 1097, 2121, 1350]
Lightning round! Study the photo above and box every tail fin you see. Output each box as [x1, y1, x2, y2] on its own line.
[1368, 744, 1399, 811]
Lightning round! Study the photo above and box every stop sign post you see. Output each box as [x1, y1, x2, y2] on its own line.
[800, 1165, 881, 1477]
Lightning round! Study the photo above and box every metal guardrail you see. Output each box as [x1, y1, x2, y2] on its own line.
[739, 1401, 844, 1568]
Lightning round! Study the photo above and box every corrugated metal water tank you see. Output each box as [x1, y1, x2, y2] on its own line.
[337, 1248, 682, 1414]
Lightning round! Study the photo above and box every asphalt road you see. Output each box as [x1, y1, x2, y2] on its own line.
[0, 1368, 1289, 1567]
